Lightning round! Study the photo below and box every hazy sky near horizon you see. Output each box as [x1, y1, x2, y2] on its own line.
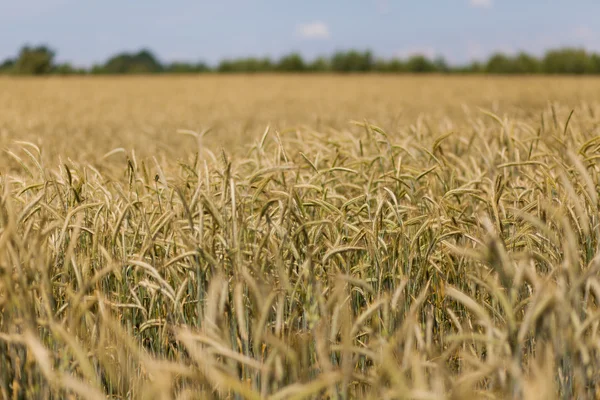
[1, 0, 599, 66]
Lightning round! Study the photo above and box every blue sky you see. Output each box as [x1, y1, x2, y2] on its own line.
[1, 0, 599, 67]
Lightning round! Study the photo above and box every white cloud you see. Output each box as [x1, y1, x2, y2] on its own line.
[296, 21, 330, 40]
[469, 0, 493, 9]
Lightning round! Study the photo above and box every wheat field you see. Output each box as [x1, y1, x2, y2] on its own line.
[2, 75, 600, 399]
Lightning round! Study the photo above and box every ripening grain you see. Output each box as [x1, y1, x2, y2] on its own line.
[1, 75, 600, 399]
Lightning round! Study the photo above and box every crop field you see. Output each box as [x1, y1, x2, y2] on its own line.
[1, 75, 600, 399]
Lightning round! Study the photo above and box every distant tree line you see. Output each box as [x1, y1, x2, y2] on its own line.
[2, 45, 600, 75]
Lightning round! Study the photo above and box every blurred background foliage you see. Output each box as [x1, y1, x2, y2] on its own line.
[3, 45, 600, 75]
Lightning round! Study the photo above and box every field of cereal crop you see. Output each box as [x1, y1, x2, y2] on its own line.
[2, 75, 600, 399]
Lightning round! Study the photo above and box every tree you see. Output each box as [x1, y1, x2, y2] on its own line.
[485, 53, 515, 73]
[484, 52, 540, 74]
[166, 62, 210, 73]
[373, 58, 390, 72]
[53, 63, 77, 75]
[512, 52, 540, 73]
[218, 57, 273, 73]
[276, 53, 306, 72]
[387, 59, 407, 73]
[6, 43, 600, 76]
[13, 45, 55, 75]
[331, 50, 374, 72]
[592, 54, 600, 74]
[90, 64, 106, 74]
[406, 55, 437, 73]
[466, 61, 484, 73]
[543, 48, 595, 74]
[373, 58, 406, 73]
[102, 49, 163, 74]
[0, 59, 15, 73]
[308, 57, 330, 72]
[433, 57, 450, 73]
